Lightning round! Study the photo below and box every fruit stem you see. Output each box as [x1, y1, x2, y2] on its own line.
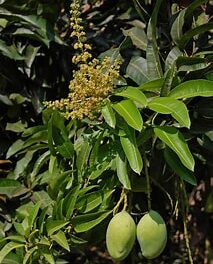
[113, 188, 127, 215]
[143, 150, 151, 211]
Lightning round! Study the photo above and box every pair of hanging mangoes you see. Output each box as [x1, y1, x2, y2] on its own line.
[106, 210, 167, 261]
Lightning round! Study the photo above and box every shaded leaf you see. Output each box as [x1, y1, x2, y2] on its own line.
[101, 101, 116, 128]
[120, 130, 143, 174]
[148, 97, 190, 128]
[71, 210, 112, 233]
[164, 147, 196, 185]
[126, 56, 149, 85]
[154, 126, 195, 171]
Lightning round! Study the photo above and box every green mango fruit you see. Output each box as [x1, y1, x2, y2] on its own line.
[106, 211, 136, 261]
[137, 210, 167, 259]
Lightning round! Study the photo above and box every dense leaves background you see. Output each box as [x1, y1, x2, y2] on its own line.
[0, 0, 213, 263]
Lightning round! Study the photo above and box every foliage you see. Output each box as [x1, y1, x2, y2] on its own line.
[0, 0, 213, 263]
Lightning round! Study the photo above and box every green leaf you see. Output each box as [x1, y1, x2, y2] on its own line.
[0, 242, 24, 263]
[64, 186, 80, 219]
[164, 147, 196, 185]
[30, 151, 50, 180]
[169, 79, 213, 99]
[57, 140, 74, 159]
[71, 210, 112, 233]
[122, 27, 147, 51]
[76, 140, 92, 173]
[27, 202, 41, 231]
[116, 153, 131, 189]
[120, 130, 143, 174]
[154, 126, 195, 171]
[115, 87, 147, 107]
[146, 0, 163, 79]
[101, 101, 116, 128]
[0, 179, 28, 198]
[6, 139, 24, 158]
[149, 97, 190, 128]
[126, 56, 149, 85]
[23, 246, 38, 264]
[171, 9, 187, 44]
[0, 40, 25, 60]
[46, 220, 69, 236]
[51, 230, 70, 251]
[112, 99, 143, 131]
[41, 247, 55, 264]
[6, 120, 27, 133]
[165, 47, 183, 70]
[13, 150, 35, 179]
[178, 23, 213, 49]
[139, 78, 164, 93]
[76, 190, 113, 213]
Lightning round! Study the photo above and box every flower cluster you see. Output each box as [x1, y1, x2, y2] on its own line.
[45, 0, 120, 120]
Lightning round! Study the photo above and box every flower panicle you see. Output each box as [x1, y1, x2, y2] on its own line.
[45, 0, 120, 120]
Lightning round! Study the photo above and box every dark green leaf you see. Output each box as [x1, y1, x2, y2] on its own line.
[154, 126, 195, 171]
[126, 56, 149, 85]
[164, 147, 196, 185]
[71, 210, 112, 233]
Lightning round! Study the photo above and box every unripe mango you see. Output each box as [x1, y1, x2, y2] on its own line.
[137, 210, 167, 259]
[106, 211, 136, 261]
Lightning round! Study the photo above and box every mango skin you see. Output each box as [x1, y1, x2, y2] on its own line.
[106, 211, 136, 261]
[137, 210, 167, 259]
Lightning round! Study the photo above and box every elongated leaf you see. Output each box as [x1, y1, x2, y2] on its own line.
[76, 189, 113, 213]
[57, 140, 74, 159]
[146, 0, 163, 79]
[120, 130, 143, 174]
[0, 242, 24, 263]
[0, 40, 25, 60]
[6, 139, 24, 158]
[46, 220, 69, 236]
[51, 230, 70, 251]
[41, 247, 55, 264]
[179, 23, 213, 49]
[149, 97, 190, 128]
[139, 78, 164, 93]
[165, 47, 183, 70]
[101, 101, 116, 128]
[30, 151, 50, 180]
[116, 153, 131, 189]
[6, 120, 27, 133]
[154, 126, 194, 171]
[122, 27, 147, 50]
[126, 56, 149, 85]
[164, 148, 196, 185]
[171, 9, 187, 44]
[112, 100, 143, 131]
[23, 246, 38, 264]
[169, 79, 213, 99]
[76, 140, 92, 173]
[0, 179, 28, 198]
[64, 185, 80, 219]
[27, 202, 41, 231]
[71, 210, 112, 233]
[115, 87, 147, 107]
